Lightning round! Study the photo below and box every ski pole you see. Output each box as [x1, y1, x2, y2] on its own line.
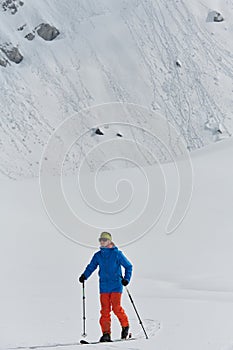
[82, 281, 87, 337]
[125, 286, 149, 339]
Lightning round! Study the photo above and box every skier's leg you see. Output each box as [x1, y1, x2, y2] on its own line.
[99, 293, 111, 334]
[111, 292, 129, 327]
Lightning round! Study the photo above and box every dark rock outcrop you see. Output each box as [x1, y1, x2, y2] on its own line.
[25, 33, 35, 41]
[213, 12, 224, 22]
[37, 23, 60, 41]
[1, 0, 23, 14]
[95, 128, 104, 135]
[0, 45, 23, 64]
[17, 24, 26, 31]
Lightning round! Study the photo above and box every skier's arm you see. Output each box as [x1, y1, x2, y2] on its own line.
[119, 252, 133, 283]
[82, 253, 99, 280]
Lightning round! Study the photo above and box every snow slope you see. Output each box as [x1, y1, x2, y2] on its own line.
[1, 0, 233, 349]
[1, 137, 233, 350]
[1, 0, 233, 179]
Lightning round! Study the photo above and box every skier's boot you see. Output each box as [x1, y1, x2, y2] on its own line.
[99, 333, 111, 342]
[121, 326, 129, 339]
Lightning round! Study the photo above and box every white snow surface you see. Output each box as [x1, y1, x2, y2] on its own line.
[1, 137, 233, 350]
[1, 0, 233, 179]
[1, 0, 233, 349]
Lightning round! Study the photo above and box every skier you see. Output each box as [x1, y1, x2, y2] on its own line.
[79, 232, 133, 342]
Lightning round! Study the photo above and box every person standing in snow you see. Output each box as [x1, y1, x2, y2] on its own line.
[79, 232, 133, 342]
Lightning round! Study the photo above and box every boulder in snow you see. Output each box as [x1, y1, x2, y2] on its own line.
[25, 33, 35, 41]
[0, 45, 23, 64]
[204, 118, 226, 141]
[95, 128, 104, 135]
[214, 12, 224, 22]
[37, 23, 60, 41]
[206, 11, 224, 23]
[17, 24, 26, 31]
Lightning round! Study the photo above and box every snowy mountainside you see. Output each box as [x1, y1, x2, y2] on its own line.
[0, 0, 233, 179]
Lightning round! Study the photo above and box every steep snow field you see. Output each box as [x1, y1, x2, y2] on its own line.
[1, 137, 233, 350]
[1, 0, 233, 179]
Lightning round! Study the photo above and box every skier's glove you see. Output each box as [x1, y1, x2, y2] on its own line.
[79, 274, 86, 283]
[122, 278, 129, 286]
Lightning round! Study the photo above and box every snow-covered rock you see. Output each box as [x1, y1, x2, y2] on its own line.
[175, 59, 182, 67]
[206, 10, 224, 23]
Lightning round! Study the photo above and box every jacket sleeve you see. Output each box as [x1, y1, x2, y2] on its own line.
[83, 253, 99, 280]
[118, 251, 133, 282]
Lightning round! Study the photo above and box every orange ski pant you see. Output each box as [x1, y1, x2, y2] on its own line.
[99, 292, 129, 334]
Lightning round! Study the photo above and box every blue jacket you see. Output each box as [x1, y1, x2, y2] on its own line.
[83, 246, 133, 293]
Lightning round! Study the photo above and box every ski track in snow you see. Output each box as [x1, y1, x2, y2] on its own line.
[121, 0, 232, 145]
[5, 320, 160, 350]
[0, 0, 233, 179]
